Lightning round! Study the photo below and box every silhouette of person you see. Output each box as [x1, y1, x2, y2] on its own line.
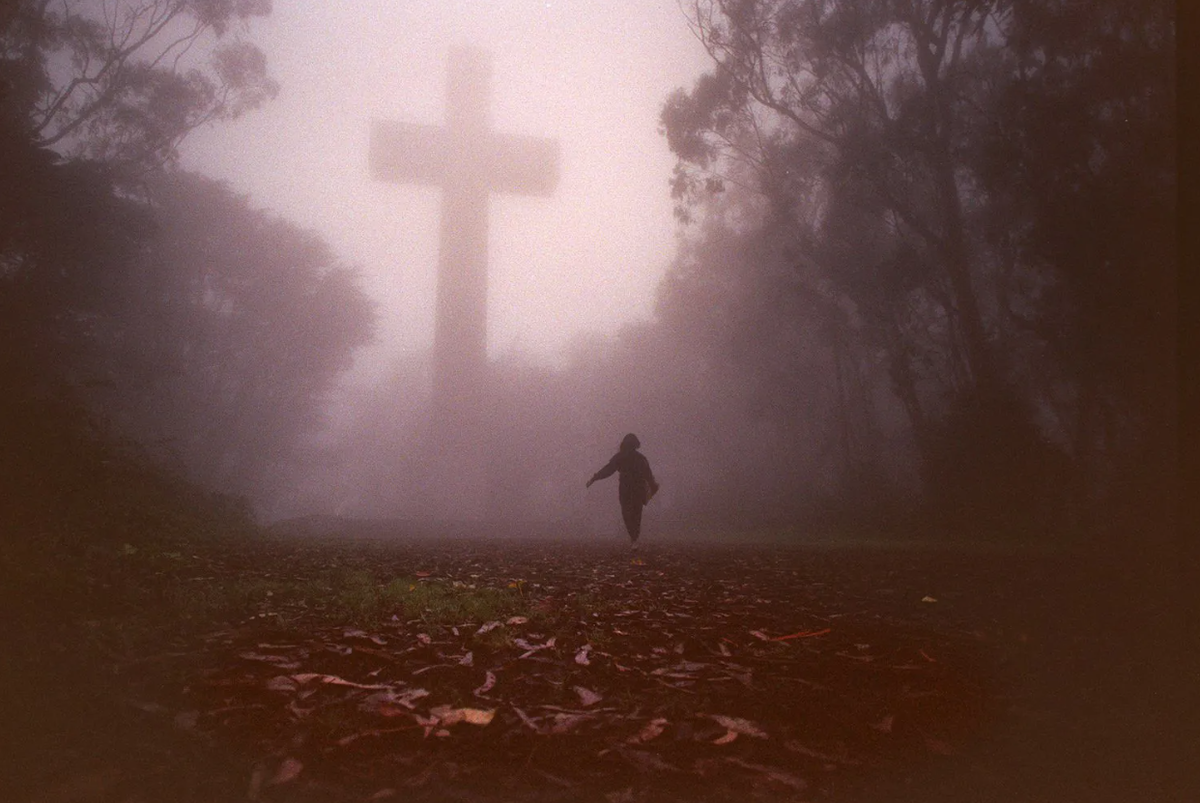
[586, 433, 659, 548]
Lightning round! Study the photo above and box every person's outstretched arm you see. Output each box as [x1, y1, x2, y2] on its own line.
[586, 454, 620, 488]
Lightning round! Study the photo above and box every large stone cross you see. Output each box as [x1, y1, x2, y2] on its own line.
[370, 46, 559, 418]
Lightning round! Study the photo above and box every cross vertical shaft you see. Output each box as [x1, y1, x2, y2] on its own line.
[370, 47, 559, 420]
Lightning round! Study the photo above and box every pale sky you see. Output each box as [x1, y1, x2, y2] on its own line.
[180, 1, 711, 373]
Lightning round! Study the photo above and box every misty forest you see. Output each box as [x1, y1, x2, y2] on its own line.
[1, 2, 1183, 803]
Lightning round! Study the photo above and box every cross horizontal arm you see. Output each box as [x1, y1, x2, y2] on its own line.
[370, 119, 559, 197]
[370, 121, 448, 186]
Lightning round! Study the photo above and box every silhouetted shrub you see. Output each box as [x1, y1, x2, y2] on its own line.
[1, 383, 254, 548]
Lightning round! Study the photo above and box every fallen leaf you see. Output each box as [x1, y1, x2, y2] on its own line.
[268, 757, 302, 786]
[517, 636, 556, 659]
[361, 688, 430, 714]
[430, 705, 496, 726]
[512, 705, 543, 733]
[574, 686, 603, 707]
[506, 616, 529, 625]
[459, 708, 496, 725]
[458, 651, 474, 666]
[708, 715, 767, 738]
[750, 630, 770, 641]
[238, 652, 300, 669]
[770, 628, 831, 641]
[292, 673, 392, 691]
[413, 713, 439, 737]
[287, 700, 312, 719]
[548, 712, 593, 734]
[416, 633, 432, 644]
[476, 621, 502, 635]
[266, 675, 297, 693]
[713, 730, 739, 745]
[660, 660, 707, 674]
[628, 717, 668, 743]
[473, 671, 497, 696]
[575, 644, 592, 665]
[535, 769, 575, 788]
[921, 595, 938, 603]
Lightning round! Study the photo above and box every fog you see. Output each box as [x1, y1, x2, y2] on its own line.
[175, 2, 873, 531]
[180, 1, 711, 370]
[7, 0, 1172, 546]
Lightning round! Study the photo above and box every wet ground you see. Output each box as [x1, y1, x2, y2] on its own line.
[4, 532, 1191, 802]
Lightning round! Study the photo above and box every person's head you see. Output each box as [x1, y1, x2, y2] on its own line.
[620, 433, 640, 452]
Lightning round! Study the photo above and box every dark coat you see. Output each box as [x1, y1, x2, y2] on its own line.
[590, 448, 659, 508]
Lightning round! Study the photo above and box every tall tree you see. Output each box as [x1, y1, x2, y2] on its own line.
[661, 0, 1174, 535]
[82, 172, 375, 507]
[665, 0, 1010, 391]
[0, 2, 380, 526]
[4, 0, 277, 167]
[2, 0, 278, 389]
[976, 0, 1176, 528]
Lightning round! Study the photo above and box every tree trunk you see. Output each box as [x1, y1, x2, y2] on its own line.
[912, 6, 998, 394]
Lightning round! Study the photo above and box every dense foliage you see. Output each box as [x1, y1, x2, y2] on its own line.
[654, 0, 1175, 537]
[2, 1, 375, 534]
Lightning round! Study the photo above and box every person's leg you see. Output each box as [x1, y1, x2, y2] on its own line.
[621, 501, 642, 545]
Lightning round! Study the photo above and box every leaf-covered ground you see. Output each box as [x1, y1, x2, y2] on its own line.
[3, 533, 1188, 802]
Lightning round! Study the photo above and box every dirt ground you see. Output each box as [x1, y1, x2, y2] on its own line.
[3, 531, 1192, 803]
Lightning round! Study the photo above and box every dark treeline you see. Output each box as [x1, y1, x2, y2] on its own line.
[1, 2, 374, 541]
[658, 0, 1178, 539]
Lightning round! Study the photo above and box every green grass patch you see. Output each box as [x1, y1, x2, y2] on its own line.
[583, 626, 612, 650]
[330, 572, 529, 627]
[132, 570, 535, 630]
